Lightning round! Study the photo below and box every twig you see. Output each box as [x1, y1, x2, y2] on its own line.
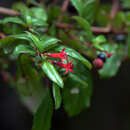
[110, 0, 119, 19]
[66, 31, 82, 44]
[92, 0, 119, 34]
[61, 0, 69, 13]
[57, 22, 73, 29]
[66, 31, 93, 49]
[91, 24, 111, 33]
[53, 0, 58, 4]
[57, 0, 123, 34]
[57, 22, 128, 34]
[65, 31, 96, 55]
[0, 7, 20, 16]
[57, 0, 69, 23]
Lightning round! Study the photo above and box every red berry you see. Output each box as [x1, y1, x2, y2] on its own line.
[93, 58, 104, 70]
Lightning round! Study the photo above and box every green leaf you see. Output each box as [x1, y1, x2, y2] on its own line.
[73, 16, 92, 41]
[32, 89, 53, 130]
[70, 0, 83, 16]
[58, 30, 81, 49]
[0, 36, 19, 54]
[13, 44, 36, 55]
[12, 33, 34, 47]
[92, 35, 106, 44]
[92, 35, 107, 51]
[42, 61, 64, 88]
[18, 55, 44, 98]
[125, 12, 130, 25]
[47, 6, 61, 23]
[30, 7, 47, 22]
[2, 17, 26, 26]
[55, 45, 92, 70]
[96, 4, 110, 27]
[12, 33, 31, 41]
[12, 2, 27, 11]
[26, 33, 60, 52]
[0, 36, 16, 48]
[20, 6, 32, 25]
[52, 83, 62, 110]
[93, 43, 105, 51]
[81, 0, 99, 24]
[127, 33, 130, 57]
[69, 73, 88, 87]
[30, 7, 48, 27]
[99, 54, 121, 78]
[121, 0, 130, 9]
[63, 62, 93, 116]
[113, 12, 125, 28]
[26, 32, 42, 51]
[40, 36, 60, 51]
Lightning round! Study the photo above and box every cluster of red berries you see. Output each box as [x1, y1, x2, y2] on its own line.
[44, 48, 74, 74]
[93, 51, 114, 70]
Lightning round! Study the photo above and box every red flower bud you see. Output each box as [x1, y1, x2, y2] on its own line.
[93, 58, 104, 70]
[45, 48, 67, 62]
[46, 48, 74, 74]
[104, 51, 114, 58]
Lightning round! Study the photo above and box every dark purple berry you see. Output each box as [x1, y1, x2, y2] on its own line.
[114, 34, 125, 42]
[97, 53, 106, 62]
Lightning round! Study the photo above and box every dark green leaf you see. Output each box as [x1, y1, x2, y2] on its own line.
[0, 36, 19, 54]
[30, 7, 48, 27]
[63, 62, 93, 116]
[47, 6, 61, 23]
[73, 16, 92, 41]
[113, 12, 125, 28]
[2, 17, 26, 26]
[26, 32, 60, 52]
[69, 73, 88, 87]
[42, 61, 64, 88]
[0, 36, 16, 48]
[58, 30, 81, 49]
[26, 32, 42, 51]
[32, 89, 53, 130]
[96, 4, 110, 27]
[70, 0, 83, 16]
[99, 54, 121, 78]
[52, 83, 62, 110]
[40, 36, 60, 51]
[12, 2, 27, 11]
[121, 0, 130, 9]
[127, 33, 130, 57]
[12, 33, 31, 41]
[20, 6, 32, 25]
[30, 7, 47, 22]
[81, 0, 99, 24]
[18, 55, 44, 98]
[125, 12, 130, 25]
[13, 44, 36, 55]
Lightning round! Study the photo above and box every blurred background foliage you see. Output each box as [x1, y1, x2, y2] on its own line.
[0, 0, 130, 130]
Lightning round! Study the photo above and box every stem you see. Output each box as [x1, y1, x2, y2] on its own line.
[57, 0, 69, 23]
[53, 0, 58, 4]
[92, 0, 119, 34]
[0, 7, 20, 16]
[56, 0, 124, 34]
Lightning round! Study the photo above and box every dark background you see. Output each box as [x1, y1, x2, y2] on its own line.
[0, 0, 130, 130]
